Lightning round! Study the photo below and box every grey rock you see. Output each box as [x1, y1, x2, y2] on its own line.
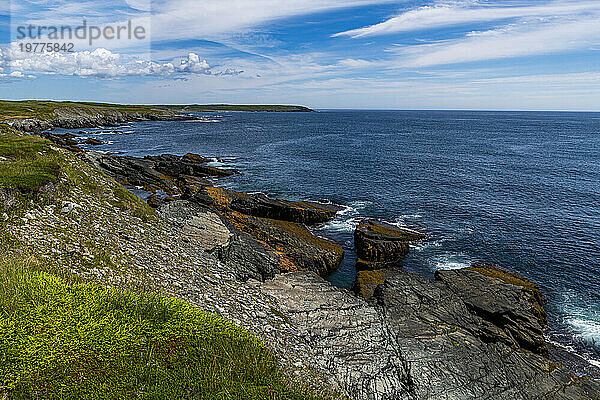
[374, 269, 600, 400]
[259, 271, 415, 400]
[159, 200, 232, 253]
[60, 201, 80, 214]
[354, 219, 425, 269]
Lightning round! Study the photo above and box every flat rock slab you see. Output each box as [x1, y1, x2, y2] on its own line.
[189, 185, 343, 224]
[159, 200, 232, 253]
[259, 271, 414, 400]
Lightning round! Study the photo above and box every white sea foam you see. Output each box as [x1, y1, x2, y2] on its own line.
[410, 238, 445, 251]
[320, 200, 371, 233]
[431, 253, 471, 271]
[565, 316, 600, 344]
[558, 290, 600, 346]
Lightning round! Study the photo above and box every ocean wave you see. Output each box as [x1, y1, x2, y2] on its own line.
[207, 156, 239, 169]
[87, 130, 124, 135]
[564, 316, 600, 344]
[410, 238, 446, 251]
[319, 200, 372, 233]
[430, 253, 471, 271]
[559, 289, 600, 346]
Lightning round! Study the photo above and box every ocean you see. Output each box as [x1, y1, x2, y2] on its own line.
[61, 110, 600, 368]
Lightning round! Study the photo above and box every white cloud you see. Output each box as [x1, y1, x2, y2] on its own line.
[337, 58, 376, 68]
[178, 52, 210, 73]
[16, 0, 401, 45]
[395, 15, 600, 66]
[0, 46, 240, 78]
[334, 1, 600, 37]
[148, 0, 400, 41]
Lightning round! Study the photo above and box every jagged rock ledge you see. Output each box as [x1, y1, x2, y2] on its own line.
[86, 151, 345, 281]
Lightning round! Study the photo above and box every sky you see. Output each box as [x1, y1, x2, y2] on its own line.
[1, 0, 600, 110]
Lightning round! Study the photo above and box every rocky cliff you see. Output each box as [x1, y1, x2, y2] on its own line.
[2, 108, 599, 400]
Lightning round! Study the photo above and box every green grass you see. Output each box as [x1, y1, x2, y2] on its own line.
[0, 101, 313, 122]
[0, 246, 322, 400]
[0, 100, 170, 121]
[0, 127, 61, 190]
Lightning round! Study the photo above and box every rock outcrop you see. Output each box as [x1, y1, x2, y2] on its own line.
[184, 186, 344, 279]
[353, 268, 400, 299]
[6, 107, 196, 133]
[86, 152, 236, 198]
[257, 272, 415, 400]
[188, 185, 343, 224]
[354, 219, 425, 269]
[372, 266, 599, 399]
[435, 264, 548, 356]
[256, 266, 600, 400]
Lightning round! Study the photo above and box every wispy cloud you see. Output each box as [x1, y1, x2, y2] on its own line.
[394, 15, 600, 66]
[334, 1, 600, 38]
[15, 0, 400, 44]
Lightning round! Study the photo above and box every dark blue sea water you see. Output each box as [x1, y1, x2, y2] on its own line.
[59, 110, 600, 367]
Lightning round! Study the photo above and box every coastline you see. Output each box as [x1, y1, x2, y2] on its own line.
[1, 102, 599, 399]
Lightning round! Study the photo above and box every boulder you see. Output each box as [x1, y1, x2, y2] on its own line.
[354, 219, 425, 268]
[159, 200, 232, 254]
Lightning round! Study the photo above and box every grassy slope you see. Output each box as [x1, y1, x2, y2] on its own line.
[0, 100, 169, 121]
[0, 127, 61, 189]
[0, 100, 313, 121]
[0, 126, 325, 399]
[0, 247, 314, 400]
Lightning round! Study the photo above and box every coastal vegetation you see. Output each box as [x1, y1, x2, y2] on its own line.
[0, 115, 325, 399]
[0, 100, 167, 121]
[0, 100, 313, 122]
[0, 242, 322, 399]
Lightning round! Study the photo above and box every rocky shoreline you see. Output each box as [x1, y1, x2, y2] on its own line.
[4, 106, 198, 133]
[5, 113, 600, 399]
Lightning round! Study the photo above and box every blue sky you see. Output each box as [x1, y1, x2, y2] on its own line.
[1, 0, 600, 110]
